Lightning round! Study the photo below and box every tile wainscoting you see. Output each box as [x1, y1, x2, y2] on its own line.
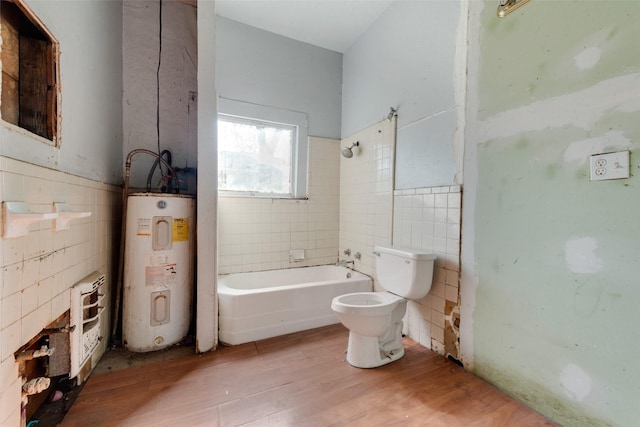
[217, 137, 340, 275]
[393, 185, 462, 361]
[0, 157, 121, 426]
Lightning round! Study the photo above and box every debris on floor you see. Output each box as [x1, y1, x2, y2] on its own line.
[29, 376, 84, 427]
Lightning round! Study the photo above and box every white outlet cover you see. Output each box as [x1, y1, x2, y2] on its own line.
[590, 151, 630, 181]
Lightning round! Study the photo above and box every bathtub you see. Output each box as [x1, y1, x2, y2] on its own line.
[218, 265, 372, 345]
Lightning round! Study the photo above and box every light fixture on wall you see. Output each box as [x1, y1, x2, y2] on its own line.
[497, 0, 531, 17]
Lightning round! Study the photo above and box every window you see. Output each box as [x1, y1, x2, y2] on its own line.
[217, 98, 308, 198]
[1, 0, 60, 144]
[218, 116, 295, 195]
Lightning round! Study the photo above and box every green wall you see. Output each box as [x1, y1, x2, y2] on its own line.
[468, 1, 640, 425]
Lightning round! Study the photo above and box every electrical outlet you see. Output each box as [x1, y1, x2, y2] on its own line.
[590, 151, 630, 181]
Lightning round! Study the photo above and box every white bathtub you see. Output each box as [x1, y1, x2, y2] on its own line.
[218, 265, 373, 345]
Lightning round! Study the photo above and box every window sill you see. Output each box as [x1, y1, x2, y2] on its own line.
[1, 120, 57, 147]
[218, 193, 308, 201]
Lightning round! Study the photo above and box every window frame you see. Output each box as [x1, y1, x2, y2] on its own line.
[0, 0, 61, 146]
[217, 98, 309, 199]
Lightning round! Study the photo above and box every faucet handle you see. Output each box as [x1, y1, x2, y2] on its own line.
[343, 248, 351, 256]
[354, 252, 361, 260]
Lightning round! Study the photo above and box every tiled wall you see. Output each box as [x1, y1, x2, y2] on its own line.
[0, 157, 121, 426]
[393, 186, 462, 359]
[338, 119, 395, 280]
[217, 137, 340, 274]
[336, 118, 462, 360]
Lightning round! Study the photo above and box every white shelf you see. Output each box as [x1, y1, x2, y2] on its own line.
[54, 203, 92, 231]
[2, 202, 58, 238]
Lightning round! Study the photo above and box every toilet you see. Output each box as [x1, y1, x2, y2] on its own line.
[331, 246, 435, 368]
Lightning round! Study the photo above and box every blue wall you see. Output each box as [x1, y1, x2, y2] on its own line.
[216, 17, 343, 140]
[342, 0, 463, 188]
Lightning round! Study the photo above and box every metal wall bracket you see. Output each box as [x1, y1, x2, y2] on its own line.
[497, 0, 531, 17]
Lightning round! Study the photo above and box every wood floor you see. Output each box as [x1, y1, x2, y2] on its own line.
[60, 325, 555, 427]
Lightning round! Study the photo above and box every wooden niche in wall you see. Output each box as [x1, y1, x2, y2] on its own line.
[1, 0, 60, 144]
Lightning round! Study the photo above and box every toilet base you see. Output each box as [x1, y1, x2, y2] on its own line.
[346, 331, 405, 368]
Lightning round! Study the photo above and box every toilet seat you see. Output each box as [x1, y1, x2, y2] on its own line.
[331, 292, 404, 316]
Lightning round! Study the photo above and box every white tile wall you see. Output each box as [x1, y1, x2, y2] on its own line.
[339, 119, 395, 280]
[217, 137, 340, 274]
[393, 185, 462, 358]
[0, 157, 121, 426]
[336, 119, 462, 358]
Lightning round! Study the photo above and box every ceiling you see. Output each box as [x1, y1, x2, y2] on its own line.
[215, 0, 395, 53]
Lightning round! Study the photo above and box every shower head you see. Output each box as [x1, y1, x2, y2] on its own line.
[341, 141, 359, 158]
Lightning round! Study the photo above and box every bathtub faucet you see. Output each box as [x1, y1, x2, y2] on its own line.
[336, 260, 354, 267]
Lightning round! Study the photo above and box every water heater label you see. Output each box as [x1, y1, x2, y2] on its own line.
[173, 218, 189, 242]
[145, 264, 178, 286]
[136, 218, 152, 236]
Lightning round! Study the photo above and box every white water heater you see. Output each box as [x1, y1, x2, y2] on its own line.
[123, 193, 195, 352]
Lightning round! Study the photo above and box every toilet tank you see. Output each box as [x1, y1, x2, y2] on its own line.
[374, 246, 436, 299]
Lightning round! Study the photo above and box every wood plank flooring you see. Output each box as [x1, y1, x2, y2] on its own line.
[60, 324, 555, 427]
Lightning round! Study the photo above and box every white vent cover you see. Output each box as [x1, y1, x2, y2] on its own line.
[70, 271, 105, 381]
